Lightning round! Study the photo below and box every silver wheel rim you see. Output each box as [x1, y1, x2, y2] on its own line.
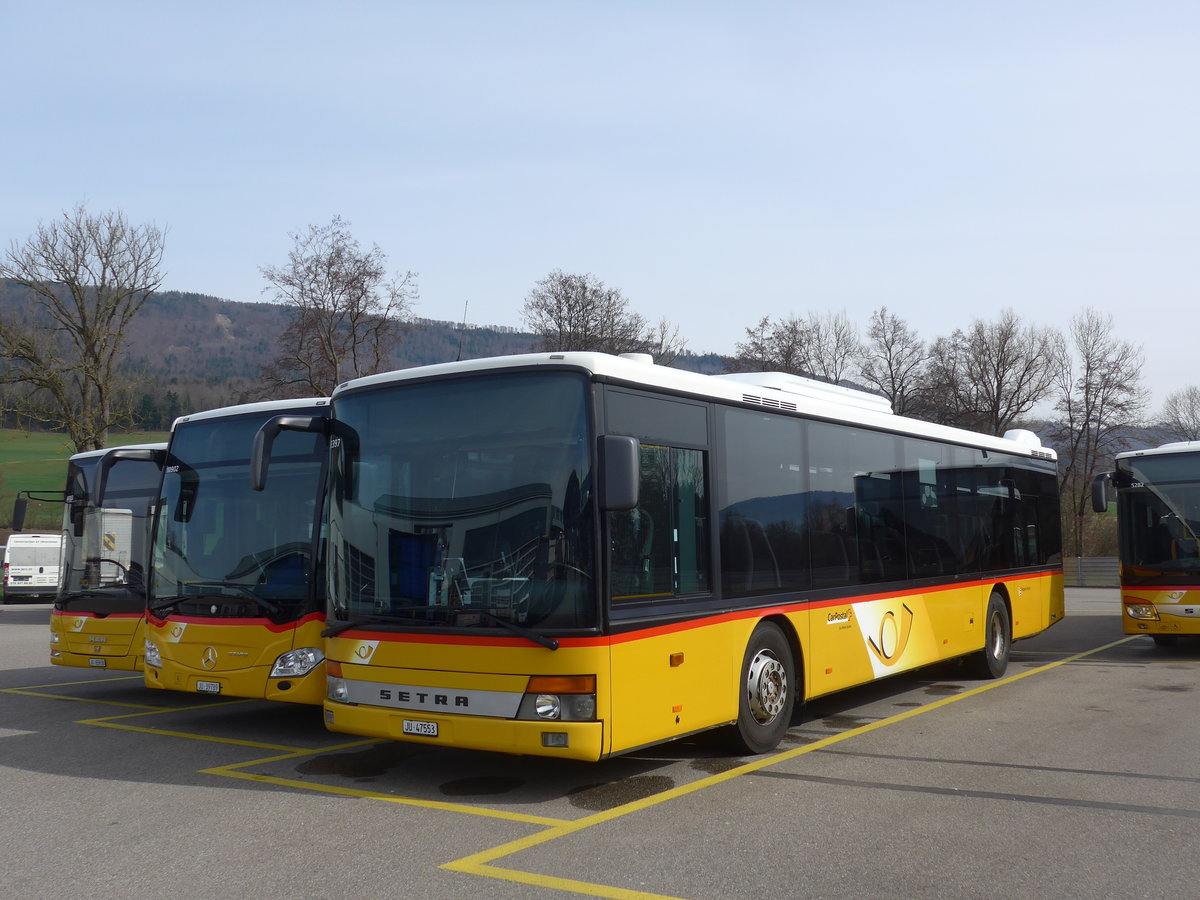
[988, 608, 1007, 660]
[746, 648, 787, 725]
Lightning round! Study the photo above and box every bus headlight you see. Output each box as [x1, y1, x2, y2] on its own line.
[1125, 604, 1159, 620]
[517, 676, 597, 721]
[271, 647, 325, 678]
[144, 639, 162, 668]
[50, 632, 60, 644]
[327, 676, 350, 703]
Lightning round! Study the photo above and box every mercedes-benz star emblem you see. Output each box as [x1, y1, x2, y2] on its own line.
[201, 646, 218, 670]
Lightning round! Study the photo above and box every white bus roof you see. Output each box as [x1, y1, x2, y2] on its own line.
[333, 352, 1056, 461]
[69, 442, 168, 463]
[1116, 440, 1200, 461]
[170, 397, 328, 432]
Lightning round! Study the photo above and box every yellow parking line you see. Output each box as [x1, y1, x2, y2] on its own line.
[0, 688, 162, 709]
[8, 675, 143, 689]
[440, 635, 1140, 899]
[78, 715, 307, 752]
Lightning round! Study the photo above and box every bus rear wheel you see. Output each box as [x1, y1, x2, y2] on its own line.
[723, 622, 795, 755]
[967, 591, 1010, 679]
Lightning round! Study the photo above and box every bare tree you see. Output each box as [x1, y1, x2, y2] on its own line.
[261, 216, 417, 396]
[1160, 386, 1200, 442]
[729, 315, 809, 375]
[521, 270, 679, 359]
[1046, 308, 1147, 558]
[805, 311, 861, 384]
[919, 309, 1062, 435]
[856, 306, 928, 415]
[730, 311, 858, 383]
[0, 204, 166, 451]
[646, 316, 688, 367]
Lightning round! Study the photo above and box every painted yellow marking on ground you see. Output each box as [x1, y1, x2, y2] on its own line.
[0, 688, 163, 710]
[9, 675, 143, 689]
[440, 635, 1140, 899]
[79, 714, 307, 752]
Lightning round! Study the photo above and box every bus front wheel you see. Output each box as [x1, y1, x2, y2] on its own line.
[723, 622, 795, 755]
[968, 592, 1010, 679]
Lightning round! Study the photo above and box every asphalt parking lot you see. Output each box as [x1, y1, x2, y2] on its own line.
[2, 588, 1197, 900]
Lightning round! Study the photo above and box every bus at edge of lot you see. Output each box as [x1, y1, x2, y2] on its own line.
[143, 398, 330, 705]
[47, 443, 166, 669]
[1094, 440, 1200, 644]
[255, 352, 1065, 761]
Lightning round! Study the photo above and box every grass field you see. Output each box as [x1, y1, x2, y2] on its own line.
[0, 429, 169, 539]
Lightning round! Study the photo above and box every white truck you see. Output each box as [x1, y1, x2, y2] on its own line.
[3, 532, 64, 602]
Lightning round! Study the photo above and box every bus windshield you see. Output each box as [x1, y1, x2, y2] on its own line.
[326, 370, 597, 632]
[59, 454, 160, 613]
[1118, 451, 1200, 583]
[152, 411, 326, 620]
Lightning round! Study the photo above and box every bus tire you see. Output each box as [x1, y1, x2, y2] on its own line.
[968, 591, 1010, 679]
[723, 622, 795, 755]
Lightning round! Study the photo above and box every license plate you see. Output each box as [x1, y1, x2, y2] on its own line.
[196, 680, 221, 694]
[88, 658, 107, 668]
[402, 719, 438, 737]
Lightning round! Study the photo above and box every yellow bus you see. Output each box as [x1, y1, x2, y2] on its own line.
[143, 398, 329, 704]
[1093, 441, 1200, 644]
[11, 444, 166, 669]
[255, 353, 1064, 760]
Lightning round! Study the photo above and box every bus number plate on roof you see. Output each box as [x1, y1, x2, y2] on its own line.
[196, 680, 221, 694]
[402, 719, 438, 738]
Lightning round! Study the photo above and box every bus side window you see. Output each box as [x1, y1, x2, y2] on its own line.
[610, 444, 709, 602]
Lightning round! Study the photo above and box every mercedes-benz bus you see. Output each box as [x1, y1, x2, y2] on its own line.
[11, 444, 165, 667]
[1093, 440, 1200, 644]
[255, 352, 1064, 760]
[143, 398, 329, 704]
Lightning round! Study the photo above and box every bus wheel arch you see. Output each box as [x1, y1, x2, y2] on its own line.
[968, 586, 1012, 679]
[722, 617, 799, 755]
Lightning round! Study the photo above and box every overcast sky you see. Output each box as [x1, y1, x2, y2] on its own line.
[3, 1, 1196, 413]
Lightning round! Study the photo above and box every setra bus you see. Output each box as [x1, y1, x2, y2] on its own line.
[44, 444, 167, 669]
[143, 398, 330, 704]
[254, 352, 1064, 760]
[1093, 441, 1200, 644]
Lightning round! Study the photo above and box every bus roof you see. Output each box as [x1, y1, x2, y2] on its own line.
[1115, 440, 1200, 461]
[69, 442, 169, 463]
[333, 352, 1056, 461]
[170, 397, 329, 432]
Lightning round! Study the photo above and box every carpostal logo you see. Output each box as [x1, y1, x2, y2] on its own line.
[826, 608, 853, 626]
[855, 601, 916, 676]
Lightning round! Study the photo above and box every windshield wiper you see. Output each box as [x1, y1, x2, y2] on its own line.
[58, 586, 144, 607]
[472, 610, 559, 651]
[322, 615, 411, 637]
[149, 585, 280, 616]
[322, 606, 558, 649]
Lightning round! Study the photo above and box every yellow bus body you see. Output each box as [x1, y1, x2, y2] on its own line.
[144, 613, 326, 705]
[1118, 580, 1200, 638]
[324, 570, 1061, 761]
[50, 609, 145, 671]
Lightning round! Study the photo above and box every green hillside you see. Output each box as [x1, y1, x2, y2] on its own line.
[0, 429, 169, 540]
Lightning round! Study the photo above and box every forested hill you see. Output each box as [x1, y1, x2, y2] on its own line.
[0, 285, 727, 427]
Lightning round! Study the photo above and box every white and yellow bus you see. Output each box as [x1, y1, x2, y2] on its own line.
[143, 398, 330, 704]
[255, 352, 1064, 760]
[1094, 441, 1200, 644]
[47, 444, 166, 669]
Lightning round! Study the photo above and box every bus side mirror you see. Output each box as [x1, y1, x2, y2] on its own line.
[11, 498, 26, 532]
[600, 435, 639, 511]
[251, 414, 329, 492]
[1092, 472, 1111, 513]
[96, 448, 166, 505]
